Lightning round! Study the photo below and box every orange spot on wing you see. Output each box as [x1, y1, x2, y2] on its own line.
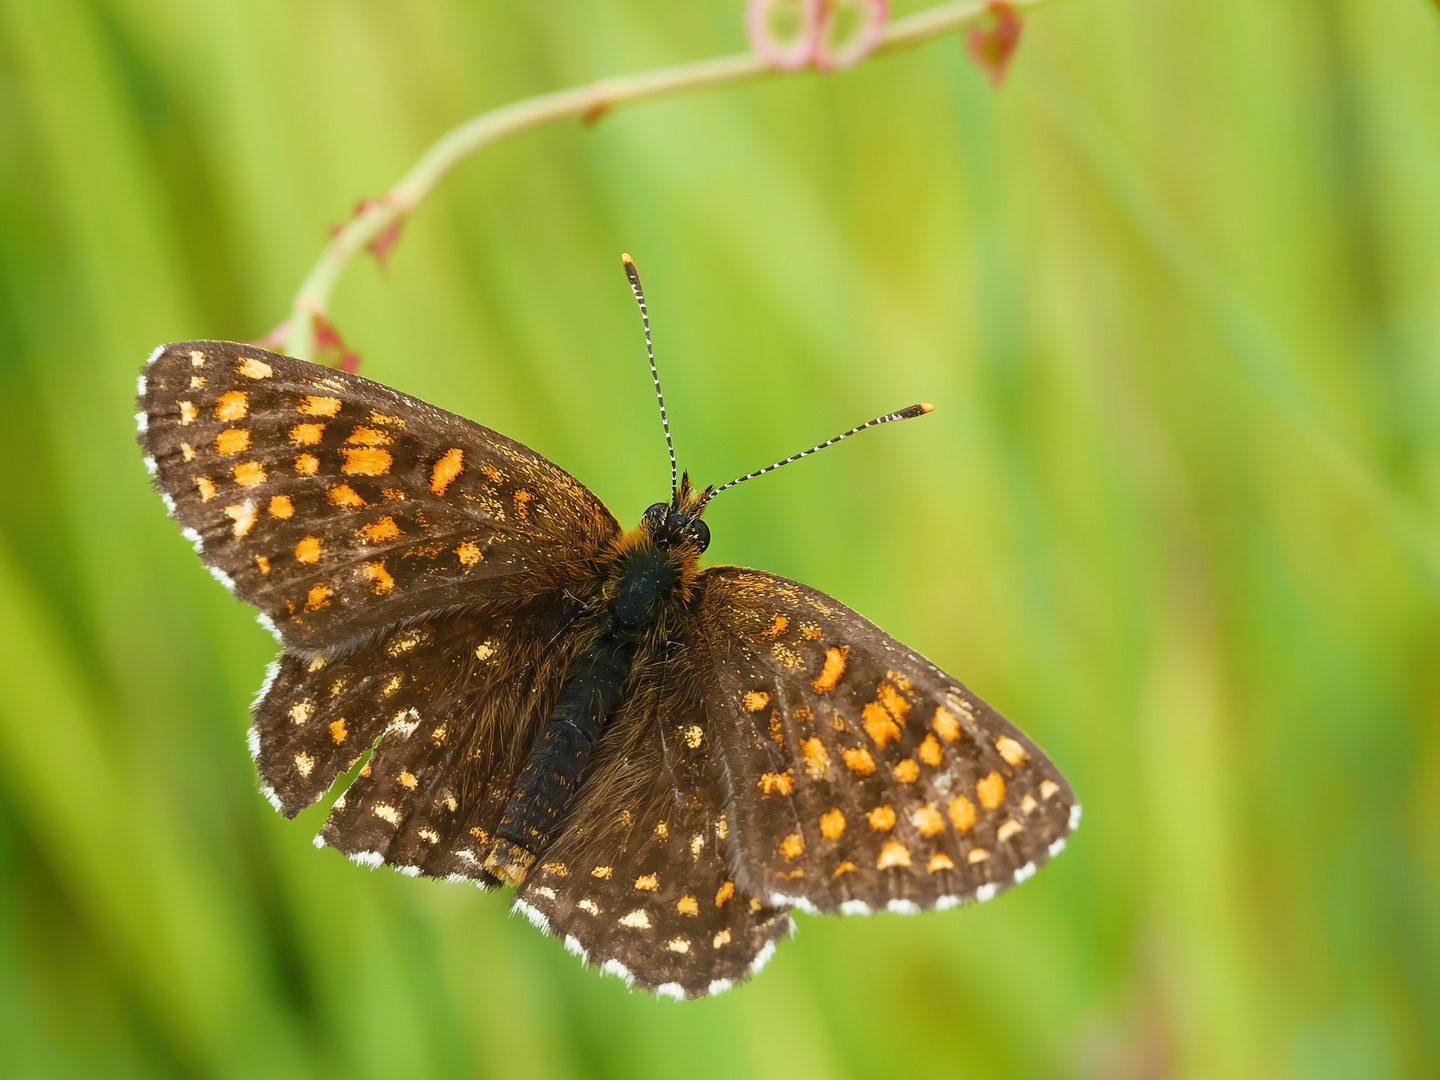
[298, 395, 342, 417]
[800, 736, 830, 779]
[214, 428, 250, 454]
[178, 401, 198, 425]
[927, 853, 955, 873]
[977, 771, 1006, 811]
[911, 804, 946, 837]
[948, 794, 977, 834]
[237, 357, 273, 379]
[634, 873, 658, 891]
[996, 819, 1023, 843]
[294, 536, 322, 564]
[918, 733, 943, 767]
[255, 555, 270, 575]
[862, 701, 901, 749]
[819, 808, 846, 840]
[868, 805, 897, 831]
[878, 681, 911, 721]
[933, 706, 962, 742]
[715, 881, 735, 906]
[232, 461, 266, 486]
[341, 447, 391, 476]
[995, 736, 1030, 766]
[456, 541, 482, 565]
[811, 646, 848, 692]
[778, 833, 804, 859]
[398, 770, 417, 790]
[833, 861, 858, 877]
[328, 484, 366, 508]
[180, 442, 195, 462]
[743, 690, 770, 712]
[347, 426, 392, 446]
[677, 895, 699, 915]
[269, 495, 294, 519]
[214, 390, 248, 420]
[759, 770, 794, 796]
[370, 411, 404, 427]
[223, 502, 257, 538]
[968, 848, 990, 864]
[877, 839, 912, 869]
[762, 614, 788, 638]
[294, 453, 319, 475]
[362, 560, 395, 594]
[430, 448, 464, 495]
[329, 718, 347, 744]
[362, 516, 400, 542]
[513, 489, 533, 520]
[195, 476, 217, 502]
[892, 758, 920, 783]
[304, 583, 332, 611]
[841, 746, 876, 776]
[289, 423, 324, 445]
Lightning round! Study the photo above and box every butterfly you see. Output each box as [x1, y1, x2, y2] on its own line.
[134, 255, 1079, 1000]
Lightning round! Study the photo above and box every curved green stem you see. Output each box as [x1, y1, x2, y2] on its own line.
[284, 0, 1057, 358]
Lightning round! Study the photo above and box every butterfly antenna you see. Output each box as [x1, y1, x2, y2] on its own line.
[621, 253, 678, 497]
[701, 402, 934, 506]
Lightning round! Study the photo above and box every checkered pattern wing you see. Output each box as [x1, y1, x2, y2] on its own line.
[137, 341, 619, 651]
[697, 567, 1079, 916]
[253, 596, 594, 883]
[512, 677, 794, 999]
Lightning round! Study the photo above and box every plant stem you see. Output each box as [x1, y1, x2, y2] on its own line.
[283, 0, 1058, 358]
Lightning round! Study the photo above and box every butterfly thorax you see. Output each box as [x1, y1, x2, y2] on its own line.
[483, 490, 710, 885]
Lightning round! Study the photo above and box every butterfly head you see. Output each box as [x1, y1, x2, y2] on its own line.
[642, 471, 713, 552]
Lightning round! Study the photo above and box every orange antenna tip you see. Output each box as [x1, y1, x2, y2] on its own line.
[620, 252, 635, 266]
[919, 402, 934, 413]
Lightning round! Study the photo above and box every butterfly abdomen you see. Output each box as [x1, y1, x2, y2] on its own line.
[486, 537, 690, 884]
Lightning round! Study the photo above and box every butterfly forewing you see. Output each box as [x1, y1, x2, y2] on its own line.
[697, 567, 1079, 914]
[512, 677, 793, 998]
[138, 341, 619, 651]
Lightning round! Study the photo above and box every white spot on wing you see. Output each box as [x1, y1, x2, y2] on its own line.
[1068, 803, 1083, 831]
[134, 411, 148, 433]
[253, 659, 280, 708]
[563, 935, 588, 962]
[384, 708, 421, 739]
[655, 983, 685, 1001]
[600, 958, 634, 987]
[1013, 861, 1037, 884]
[256, 612, 281, 641]
[207, 564, 236, 592]
[935, 895, 961, 911]
[1048, 837, 1067, 858]
[839, 900, 871, 916]
[181, 527, 203, 553]
[747, 939, 778, 977]
[137, 373, 149, 395]
[396, 865, 420, 878]
[975, 883, 998, 903]
[707, 978, 734, 996]
[258, 785, 283, 812]
[246, 725, 261, 762]
[349, 851, 384, 868]
[886, 899, 921, 915]
[513, 899, 550, 934]
[160, 494, 176, 514]
[768, 893, 818, 915]
[145, 344, 165, 365]
[143, 455, 158, 475]
[312, 834, 327, 849]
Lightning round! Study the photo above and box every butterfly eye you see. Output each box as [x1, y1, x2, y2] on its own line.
[643, 503, 669, 529]
[685, 518, 711, 552]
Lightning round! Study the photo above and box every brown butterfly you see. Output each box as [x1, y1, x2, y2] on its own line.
[134, 254, 1079, 999]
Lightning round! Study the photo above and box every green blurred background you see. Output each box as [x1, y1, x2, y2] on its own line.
[2, 0, 1438, 1076]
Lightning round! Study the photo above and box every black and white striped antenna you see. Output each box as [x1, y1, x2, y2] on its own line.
[700, 401, 934, 507]
[621, 253, 678, 498]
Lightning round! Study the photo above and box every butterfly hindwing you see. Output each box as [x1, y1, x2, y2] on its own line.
[253, 595, 597, 884]
[138, 341, 619, 651]
[697, 567, 1079, 915]
[512, 674, 794, 998]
